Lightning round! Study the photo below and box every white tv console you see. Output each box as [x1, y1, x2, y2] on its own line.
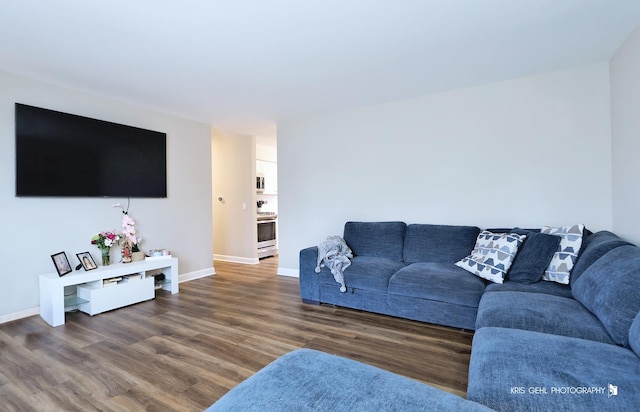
[39, 257, 178, 327]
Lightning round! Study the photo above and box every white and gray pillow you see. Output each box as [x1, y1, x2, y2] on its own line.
[456, 231, 526, 284]
[541, 224, 585, 285]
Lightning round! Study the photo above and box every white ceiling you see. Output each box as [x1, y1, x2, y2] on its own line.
[2, 1, 640, 137]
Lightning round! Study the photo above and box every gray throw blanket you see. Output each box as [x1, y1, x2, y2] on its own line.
[315, 235, 353, 292]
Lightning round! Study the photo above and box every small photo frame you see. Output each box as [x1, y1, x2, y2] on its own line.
[76, 252, 97, 271]
[51, 252, 72, 277]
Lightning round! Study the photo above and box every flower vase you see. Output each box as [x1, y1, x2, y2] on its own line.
[101, 248, 110, 266]
[132, 251, 145, 262]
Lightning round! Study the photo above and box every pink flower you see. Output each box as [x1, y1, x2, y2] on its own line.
[122, 215, 135, 226]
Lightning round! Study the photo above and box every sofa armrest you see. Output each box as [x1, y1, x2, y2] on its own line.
[299, 246, 321, 303]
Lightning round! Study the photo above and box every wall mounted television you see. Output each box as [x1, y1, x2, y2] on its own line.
[15, 103, 167, 198]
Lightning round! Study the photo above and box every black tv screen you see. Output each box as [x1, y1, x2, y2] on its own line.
[16, 103, 167, 198]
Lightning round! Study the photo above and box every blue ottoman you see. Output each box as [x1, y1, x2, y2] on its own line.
[207, 349, 491, 411]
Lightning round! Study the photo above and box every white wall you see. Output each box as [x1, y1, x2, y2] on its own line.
[278, 64, 613, 273]
[611, 24, 640, 245]
[256, 134, 278, 162]
[212, 129, 258, 263]
[0, 71, 214, 320]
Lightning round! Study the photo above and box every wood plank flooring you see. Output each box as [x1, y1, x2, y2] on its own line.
[0, 257, 473, 411]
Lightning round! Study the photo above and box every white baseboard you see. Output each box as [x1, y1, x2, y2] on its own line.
[214, 254, 259, 265]
[277, 267, 299, 277]
[179, 266, 216, 283]
[0, 307, 39, 325]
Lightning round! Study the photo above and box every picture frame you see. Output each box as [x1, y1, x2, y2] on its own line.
[76, 251, 97, 271]
[51, 252, 72, 277]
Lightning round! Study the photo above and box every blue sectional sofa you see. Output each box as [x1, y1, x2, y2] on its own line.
[297, 221, 640, 411]
[300, 221, 484, 329]
[468, 243, 640, 411]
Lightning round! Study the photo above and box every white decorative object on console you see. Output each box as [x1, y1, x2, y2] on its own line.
[39, 257, 178, 327]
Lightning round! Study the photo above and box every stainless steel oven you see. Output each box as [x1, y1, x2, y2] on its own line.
[257, 213, 277, 258]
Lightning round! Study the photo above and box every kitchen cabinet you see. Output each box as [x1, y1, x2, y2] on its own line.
[257, 160, 277, 194]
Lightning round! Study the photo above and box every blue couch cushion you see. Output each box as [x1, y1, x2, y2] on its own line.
[208, 349, 492, 412]
[339, 256, 406, 292]
[507, 229, 561, 284]
[570, 230, 631, 284]
[468, 327, 640, 412]
[388, 262, 486, 307]
[630, 311, 640, 358]
[484, 280, 572, 298]
[476, 291, 615, 344]
[403, 224, 481, 264]
[572, 245, 640, 347]
[343, 221, 407, 261]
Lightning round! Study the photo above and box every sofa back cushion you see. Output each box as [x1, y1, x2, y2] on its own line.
[343, 221, 407, 261]
[507, 229, 561, 284]
[403, 224, 481, 264]
[570, 231, 631, 285]
[572, 245, 640, 347]
[630, 311, 640, 358]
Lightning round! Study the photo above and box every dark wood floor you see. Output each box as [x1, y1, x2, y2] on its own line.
[0, 257, 473, 411]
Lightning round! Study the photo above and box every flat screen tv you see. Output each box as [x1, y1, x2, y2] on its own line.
[15, 103, 167, 198]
